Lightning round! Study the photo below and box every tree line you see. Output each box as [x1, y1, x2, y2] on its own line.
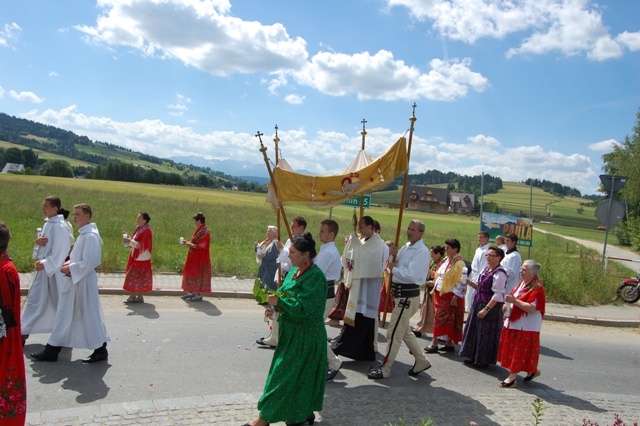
[383, 169, 504, 198]
[523, 178, 581, 197]
[0, 112, 263, 192]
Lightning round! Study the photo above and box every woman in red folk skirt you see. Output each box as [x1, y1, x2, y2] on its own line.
[123, 212, 153, 304]
[497, 259, 546, 388]
[180, 212, 211, 302]
[0, 221, 27, 425]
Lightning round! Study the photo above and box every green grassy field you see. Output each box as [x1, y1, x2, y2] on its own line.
[373, 182, 600, 231]
[0, 174, 632, 305]
[0, 140, 94, 167]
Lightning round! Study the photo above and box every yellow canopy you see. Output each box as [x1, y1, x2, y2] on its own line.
[267, 137, 407, 207]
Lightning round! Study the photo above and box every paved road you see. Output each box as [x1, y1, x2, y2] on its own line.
[23, 296, 640, 426]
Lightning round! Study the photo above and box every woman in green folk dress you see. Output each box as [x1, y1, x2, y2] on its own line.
[244, 232, 327, 426]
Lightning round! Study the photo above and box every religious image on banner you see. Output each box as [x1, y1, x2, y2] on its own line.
[481, 212, 533, 247]
[266, 137, 407, 207]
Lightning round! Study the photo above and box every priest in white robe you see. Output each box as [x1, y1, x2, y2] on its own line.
[331, 216, 385, 361]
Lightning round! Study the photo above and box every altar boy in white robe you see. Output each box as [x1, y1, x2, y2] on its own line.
[30, 204, 110, 363]
[21, 196, 72, 346]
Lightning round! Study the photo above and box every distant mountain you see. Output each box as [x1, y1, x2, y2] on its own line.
[169, 155, 269, 179]
[169, 155, 315, 184]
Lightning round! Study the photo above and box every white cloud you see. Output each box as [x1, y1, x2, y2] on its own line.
[291, 51, 488, 101]
[167, 103, 188, 111]
[74, 0, 486, 102]
[0, 22, 21, 47]
[48, 71, 58, 77]
[0, 86, 4, 98]
[588, 138, 619, 152]
[9, 90, 44, 103]
[75, 0, 308, 76]
[468, 134, 500, 147]
[616, 31, 640, 51]
[284, 94, 305, 104]
[388, 0, 635, 61]
[21, 105, 599, 194]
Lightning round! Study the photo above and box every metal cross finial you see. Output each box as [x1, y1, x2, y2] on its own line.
[412, 103, 417, 116]
[361, 118, 367, 131]
[274, 124, 278, 137]
[255, 131, 264, 142]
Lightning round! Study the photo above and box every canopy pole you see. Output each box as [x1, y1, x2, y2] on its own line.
[257, 131, 292, 242]
[381, 103, 417, 327]
[273, 125, 285, 284]
[359, 118, 367, 220]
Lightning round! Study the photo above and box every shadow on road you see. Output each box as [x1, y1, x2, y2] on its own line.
[124, 302, 160, 319]
[184, 299, 222, 316]
[26, 345, 111, 405]
[540, 344, 573, 360]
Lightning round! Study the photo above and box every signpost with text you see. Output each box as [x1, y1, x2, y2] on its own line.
[342, 195, 371, 208]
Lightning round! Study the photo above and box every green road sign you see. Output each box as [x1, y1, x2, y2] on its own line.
[342, 195, 371, 208]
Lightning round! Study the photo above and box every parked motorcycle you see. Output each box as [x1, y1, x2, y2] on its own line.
[617, 271, 640, 303]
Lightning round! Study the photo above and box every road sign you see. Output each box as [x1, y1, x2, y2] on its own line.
[596, 200, 625, 226]
[599, 175, 628, 194]
[342, 195, 371, 208]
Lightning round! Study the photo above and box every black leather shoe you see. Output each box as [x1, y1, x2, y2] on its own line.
[438, 345, 455, 353]
[286, 413, 315, 425]
[82, 351, 108, 363]
[424, 345, 439, 353]
[256, 337, 276, 348]
[30, 350, 58, 362]
[408, 362, 432, 377]
[326, 368, 340, 381]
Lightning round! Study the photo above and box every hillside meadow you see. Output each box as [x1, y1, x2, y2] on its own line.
[374, 182, 606, 244]
[0, 174, 632, 305]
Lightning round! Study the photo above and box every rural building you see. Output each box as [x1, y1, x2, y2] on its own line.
[449, 192, 475, 214]
[1, 163, 25, 174]
[405, 185, 450, 213]
[400, 185, 476, 215]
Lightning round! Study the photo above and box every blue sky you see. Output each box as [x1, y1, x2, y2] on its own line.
[1, 0, 639, 195]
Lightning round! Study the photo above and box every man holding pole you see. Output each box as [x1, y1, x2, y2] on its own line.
[314, 219, 344, 381]
[367, 219, 432, 380]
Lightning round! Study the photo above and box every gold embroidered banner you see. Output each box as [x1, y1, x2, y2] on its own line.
[268, 137, 407, 207]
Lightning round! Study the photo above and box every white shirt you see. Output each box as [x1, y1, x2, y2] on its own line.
[470, 243, 489, 282]
[276, 238, 292, 271]
[503, 281, 543, 332]
[314, 241, 342, 281]
[501, 249, 523, 294]
[391, 239, 430, 285]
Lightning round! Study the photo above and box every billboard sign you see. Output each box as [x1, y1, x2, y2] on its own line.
[481, 212, 533, 247]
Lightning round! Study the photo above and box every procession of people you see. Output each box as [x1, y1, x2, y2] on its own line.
[3, 195, 548, 425]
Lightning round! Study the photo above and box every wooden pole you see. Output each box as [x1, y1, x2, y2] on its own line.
[273, 125, 284, 284]
[359, 118, 367, 220]
[256, 131, 292, 242]
[381, 103, 417, 327]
